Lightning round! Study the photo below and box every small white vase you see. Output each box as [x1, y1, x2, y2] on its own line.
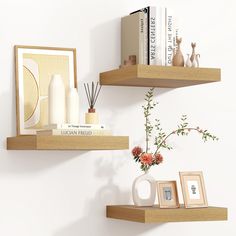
[48, 74, 65, 125]
[132, 171, 156, 207]
[66, 88, 79, 123]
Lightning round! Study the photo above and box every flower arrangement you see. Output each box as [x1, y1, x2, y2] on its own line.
[132, 88, 218, 172]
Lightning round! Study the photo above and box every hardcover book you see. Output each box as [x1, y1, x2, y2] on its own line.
[121, 12, 145, 65]
[37, 128, 112, 136]
[165, 8, 175, 66]
[44, 123, 106, 130]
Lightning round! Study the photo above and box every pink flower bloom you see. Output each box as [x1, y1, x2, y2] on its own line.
[140, 153, 153, 165]
[154, 153, 163, 164]
[132, 146, 143, 157]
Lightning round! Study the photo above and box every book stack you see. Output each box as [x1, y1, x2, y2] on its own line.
[121, 6, 178, 66]
[36, 124, 112, 136]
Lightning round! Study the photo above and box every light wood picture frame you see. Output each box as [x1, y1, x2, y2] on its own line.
[15, 45, 77, 135]
[179, 171, 208, 208]
[157, 181, 180, 208]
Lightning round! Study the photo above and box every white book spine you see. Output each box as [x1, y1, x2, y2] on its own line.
[143, 12, 148, 64]
[156, 7, 165, 66]
[165, 8, 174, 66]
[149, 6, 157, 65]
[173, 17, 179, 52]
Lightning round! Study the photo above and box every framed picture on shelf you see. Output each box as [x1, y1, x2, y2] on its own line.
[179, 171, 208, 208]
[157, 181, 180, 208]
[15, 45, 77, 135]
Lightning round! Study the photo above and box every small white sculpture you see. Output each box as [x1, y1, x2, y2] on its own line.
[185, 54, 192, 67]
[196, 54, 200, 67]
[132, 171, 156, 206]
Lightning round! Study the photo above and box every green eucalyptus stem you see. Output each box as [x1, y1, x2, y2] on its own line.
[145, 115, 149, 153]
[143, 87, 156, 153]
[154, 127, 218, 155]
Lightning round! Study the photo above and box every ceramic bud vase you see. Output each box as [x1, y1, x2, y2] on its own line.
[85, 108, 99, 124]
[132, 171, 156, 206]
[48, 74, 65, 125]
[66, 88, 79, 123]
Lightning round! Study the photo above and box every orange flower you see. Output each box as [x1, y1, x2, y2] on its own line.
[132, 146, 143, 156]
[154, 153, 163, 164]
[140, 153, 153, 165]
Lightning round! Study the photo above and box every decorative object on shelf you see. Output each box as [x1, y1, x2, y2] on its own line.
[172, 37, 184, 67]
[179, 171, 208, 208]
[191, 54, 200, 68]
[132, 170, 156, 207]
[185, 54, 192, 67]
[131, 88, 218, 206]
[15, 45, 77, 135]
[48, 74, 65, 125]
[66, 88, 79, 123]
[195, 54, 200, 67]
[156, 181, 180, 208]
[120, 55, 136, 69]
[84, 81, 102, 124]
[190, 42, 196, 62]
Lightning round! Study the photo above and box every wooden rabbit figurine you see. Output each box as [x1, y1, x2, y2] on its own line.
[172, 37, 184, 67]
[190, 43, 196, 62]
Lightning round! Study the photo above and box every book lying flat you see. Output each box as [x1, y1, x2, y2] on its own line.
[37, 129, 112, 136]
[44, 123, 106, 130]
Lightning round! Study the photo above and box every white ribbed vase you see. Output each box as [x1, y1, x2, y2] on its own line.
[132, 171, 156, 206]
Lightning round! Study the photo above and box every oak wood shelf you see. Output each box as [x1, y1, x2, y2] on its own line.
[100, 65, 221, 88]
[7, 135, 129, 150]
[106, 205, 227, 223]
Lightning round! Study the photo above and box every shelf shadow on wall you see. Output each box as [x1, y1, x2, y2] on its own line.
[0, 150, 87, 174]
[54, 154, 163, 236]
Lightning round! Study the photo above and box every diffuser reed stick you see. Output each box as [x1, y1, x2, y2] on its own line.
[84, 82, 102, 112]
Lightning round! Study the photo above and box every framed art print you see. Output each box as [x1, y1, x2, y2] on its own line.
[179, 171, 208, 208]
[157, 181, 180, 208]
[15, 45, 77, 135]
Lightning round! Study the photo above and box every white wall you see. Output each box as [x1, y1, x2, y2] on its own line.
[0, 0, 234, 235]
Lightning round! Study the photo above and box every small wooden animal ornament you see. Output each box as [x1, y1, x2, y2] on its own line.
[190, 43, 196, 62]
[172, 37, 184, 67]
[185, 54, 192, 67]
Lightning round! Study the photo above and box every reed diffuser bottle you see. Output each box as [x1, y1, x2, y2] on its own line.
[84, 81, 102, 124]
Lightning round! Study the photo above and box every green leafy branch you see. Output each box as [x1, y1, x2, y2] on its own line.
[141, 88, 218, 155]
[142, 87, 157, 152]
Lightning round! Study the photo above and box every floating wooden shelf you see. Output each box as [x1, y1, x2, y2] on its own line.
[100, 65, 221, 88]
[7, 135, 129, 150]
[106, 205, 227, 223]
